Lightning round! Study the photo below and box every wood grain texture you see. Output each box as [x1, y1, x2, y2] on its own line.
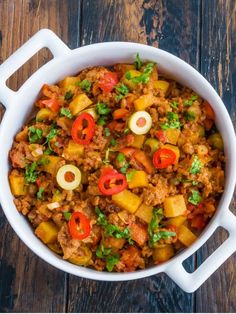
[67, 1, 200, 312]
[196, 0, 236, 312]
[0, 0, 82, 312]
[0, 0, 235, 312]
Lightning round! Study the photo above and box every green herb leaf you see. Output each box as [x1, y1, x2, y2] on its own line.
[185, 111, 196, 121]
[117, 153, 125, 163]
[151, 231, 176, 243]
[45, 125, 57, 150]
[96, 102, 111, 115]
[184, 94, 198, 106]
[25, 162, 38, 183]
[134, 53, 143, 70]
[124, 128, 130, 134]
[115, 84, 129, 101]
[97, 117, 106, 126]
[188, 190, 202, 205]
[64, 90, 73, 101]
[28, 126, 43, 143]
[63, 212, 72, 221]
[36, 187, 44, 200]
[120, 162, 129, 174]
[126, 170, 136, 182]
[77, 79, 92, 93]
[106, 253, 120, 272]
[60, 107, 73, 119]
[170, 101, 178, 109]
[189, 155, 202, 174]
[160, 111, 181, 130]
[126, 63, 154, 84]
[104, 127, 111, 137]
[110, 138, 117, 146]
[38, 156, 50, 166]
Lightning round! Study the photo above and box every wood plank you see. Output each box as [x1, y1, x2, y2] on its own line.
[0, 0, 82, 311]
[196, 0, 236, 312]
[67, 1, 200, 312]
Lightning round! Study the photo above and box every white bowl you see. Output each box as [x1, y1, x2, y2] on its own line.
[0, 29, 235, 293]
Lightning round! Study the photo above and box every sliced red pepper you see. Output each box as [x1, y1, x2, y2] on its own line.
[39, 98, 61, 112]
[113, 108, 129, 120]
[203, 101, 215, 120]
[98, 72, 119, 93]
[71, 112, 95, 145]
[36, 178, 41, 187]
[153, 148, 176, 169]
[68, 212, 91, 240]
[155, 130, 167, 143]
[98, 172, 127, 195]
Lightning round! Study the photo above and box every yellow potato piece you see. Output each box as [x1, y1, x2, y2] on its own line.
[128, 171, 148, 189]
[135, 203, 153, 224]
[153, 80, 170, 95]
[69, 93, 92, 116]
[153, 244, 174, 263]
[35, 221, 59, 244]
[9, 174, 27, 196]
[166, 215, 187, 227]
[130, 135, 145, 149]
[112, 189, 142, 214]
[178, 225, 197, 247]
[134, 93, 155, 111]
[164, 194, 187, 218]
[40, 156, 62, 175]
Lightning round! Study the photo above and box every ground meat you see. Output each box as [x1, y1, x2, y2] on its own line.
[57, 224, 81, 259]
[82, 151, 103, 171]
[142, 174, 169, 206]
[116, 246, 145, 272]
[87, 125, 108, 152]
[14, 195, 34, 215]
[27, 208, 48, 227]
[9, 142, 34, 168]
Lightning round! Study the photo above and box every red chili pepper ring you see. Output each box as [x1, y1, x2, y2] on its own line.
[98, 172, 127, 195]
[68, 212, 91, 240]
[71, 112, 95, 145]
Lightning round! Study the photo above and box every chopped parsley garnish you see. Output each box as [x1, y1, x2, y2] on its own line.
[148, 208, 176, 246]
[160, 111, 181, 130]
[126, 62, 154, 84]
[28, 126, 43, 143]
[115, 84, 129, 101]
[104, 127, 111, 137]
[134, 53, 143, 70]
[185, 111, 196, 121]
[63, 212, 72, 221]
[124, 127, 130, 134]
[60, 107, 73, 119]
[45, 125, 57, 150]
[95, 207, 132, 241]
[116, 153, 125, 163]
[120, 162, 129, 174]
[170, 101, 178, 109]
[25, 161, 38, 183]
[189, 155, 202, 174]
[77, 79, 92, 93]
[96, 102, 111, 115]
[96, 244, 120, 272]
[110, 138, 117, 146]
[184, 95, 198, 106]
[188, 190, 202, 205]
[64, 90, 73, 101]
[96, 102, 111, 126]
[126, 170, 136, 182]
[36, 187, 45, 200]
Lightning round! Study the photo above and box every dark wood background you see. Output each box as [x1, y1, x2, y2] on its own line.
[0, 0, 235, 312]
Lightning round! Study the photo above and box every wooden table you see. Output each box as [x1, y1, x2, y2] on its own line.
[0, 0, 235, 312]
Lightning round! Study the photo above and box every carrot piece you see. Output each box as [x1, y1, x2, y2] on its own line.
[113, 108, 129, 120]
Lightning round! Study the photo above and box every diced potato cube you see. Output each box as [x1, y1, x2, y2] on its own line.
[165, 129, 180, 145]
[59, 76, 79, 88]
[135, 203, 153, 223]
[128, 170, 148, 189]
[52, 190, 64, 203]
[63, 140, 84, 160]
[130, 135, 145, 148]
[68, 246, 92, 266]
[122, 70, 141, 90]
[104, 237, 126, 250]
[153, 244, 174, 263]
[36, 108, 55, 121]
[164, 195, 187, 217]
[112, 189, 142, 214]
[166, 215, 187, 227]
[35, 221, 59, 244]
[69, 93, 92, 116]
[163, 144, 180, 164]
[40, 156, 62, 175]
[9, 174, 27, 196]
[134, 94, 155, 111]
[153, 80, 170, 95]
[178, 225, 197, 246]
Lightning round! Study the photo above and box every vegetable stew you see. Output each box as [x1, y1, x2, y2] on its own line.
[9, 54, 225, 272]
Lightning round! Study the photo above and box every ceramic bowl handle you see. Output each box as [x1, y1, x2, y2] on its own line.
[0, 29, 71, 106]
[166, 209, 236, 293]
